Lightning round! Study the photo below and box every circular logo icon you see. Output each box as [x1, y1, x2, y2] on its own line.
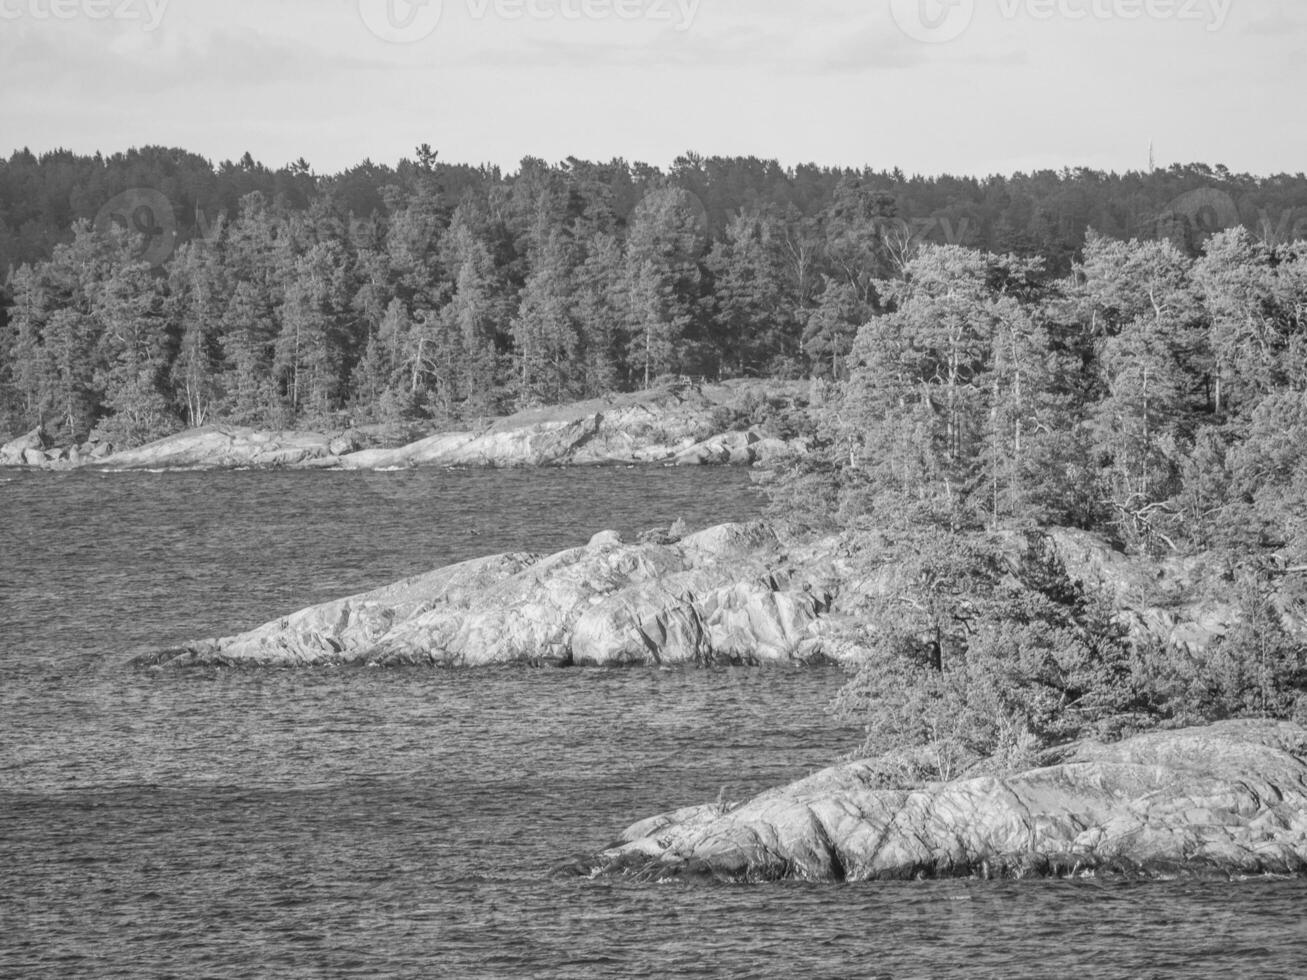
[1160, 188, 1241, 246]
[890, 0, 976, 44]
[680, 189, 711, 251]
[94, 188, 177, 268]
[631, 187, 712, 254]
[358, 0, 443, 43]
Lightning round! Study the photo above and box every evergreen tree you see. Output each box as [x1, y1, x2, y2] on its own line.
[705, 207, 794, 375]
[275, 241, 351, 422]
[4, 263, 57, 423]
[92, 245, 174, 446]
[439, 208, 513, 416]
[1073, 235, 1204, 549]
[841, 246, 1002, 531]
[168, 239, 226, 427]
[623, 186, 704, 386]
[800, 277, 867, 380]
[512, 227, 582, 403]
[572, 232, 627, 395]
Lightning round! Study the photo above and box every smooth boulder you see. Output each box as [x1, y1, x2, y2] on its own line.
[0, 427, 48, 465]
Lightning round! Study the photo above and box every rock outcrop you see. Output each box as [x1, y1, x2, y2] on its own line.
[1, 380, 812, 471]
[336, 383, 806, 470]
[133, 519, 1269, 670]
[1039, 528, 1246, 655]
[582, 720, 1307, 881]
[92, 427, 341, 470]
[0, 427, 50, 465]
[133, 522, 835, 669]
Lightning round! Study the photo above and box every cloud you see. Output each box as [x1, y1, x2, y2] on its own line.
[0, 19, 381, 93]
[434, 16, 943, 75]
[1243, 4, 1307, 36]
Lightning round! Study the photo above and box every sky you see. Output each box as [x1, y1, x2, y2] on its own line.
[1, 0, 1304, 177]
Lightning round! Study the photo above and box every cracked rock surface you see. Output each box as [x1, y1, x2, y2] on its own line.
[133, 522, 834, 668]
[583, 721, 1307, 881]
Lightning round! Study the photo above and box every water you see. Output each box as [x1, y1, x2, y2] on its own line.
[2, 467, 1305, 979]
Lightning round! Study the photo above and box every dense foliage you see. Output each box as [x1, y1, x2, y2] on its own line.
[760, 231, 1307, 779]
[3, 146, 1306, 443]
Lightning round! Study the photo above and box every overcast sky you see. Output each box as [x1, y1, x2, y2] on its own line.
[1, 0, 1303, 176]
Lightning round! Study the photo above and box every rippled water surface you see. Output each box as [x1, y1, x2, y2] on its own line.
[2, 467, 1305, 979]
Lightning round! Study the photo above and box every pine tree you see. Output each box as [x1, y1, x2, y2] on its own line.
[439, 209, 513, 417]
[92, 243, 174, 446]
[623, 186, 704, 387]
[705, 208, 796, 376]
[512, 227, 582, 404]
[572, 232, 627, 395]
[4, 263, 58, 424]
[801, 277, 867, 380]
[168, 240, 226, 428]
[274, 241, 351, 423]
[841, 246, 1000, 531]
[1073, 235, 1204, 549]
[219, 281, 279, 425]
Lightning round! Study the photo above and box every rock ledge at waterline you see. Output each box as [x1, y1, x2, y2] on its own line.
[579, 721, 1307, 881]
[132, 522, 837, 669]
[6, 382, 805, 471]
[134, 520, 1262, 670]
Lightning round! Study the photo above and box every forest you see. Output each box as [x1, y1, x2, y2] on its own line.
[757, 229, 1307, 780]
[4, 144, 1305, 776]
[1, 145, 1306, 446]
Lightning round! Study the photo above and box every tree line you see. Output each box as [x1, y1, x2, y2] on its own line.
[2, 144, 1306, 444]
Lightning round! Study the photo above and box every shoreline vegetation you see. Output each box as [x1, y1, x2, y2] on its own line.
[10, 148, 1307, 881]
[123, 220, 1307, 880]
[2, 149, 1306, 453]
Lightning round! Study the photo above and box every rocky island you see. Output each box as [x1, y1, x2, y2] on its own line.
[581, 720, 1307, 881]
[131, 520, 1249, 671]
[132, 522, 833, 668]
[133, 512, 1307, 882]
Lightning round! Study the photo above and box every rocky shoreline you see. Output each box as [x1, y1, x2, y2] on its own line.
[578, 720, 1307, 881]
[1, 381, 808, 472]
[136, 519, 1250, 671]
[133, 522, 838, 669]
[129, 517, 1307, 882]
